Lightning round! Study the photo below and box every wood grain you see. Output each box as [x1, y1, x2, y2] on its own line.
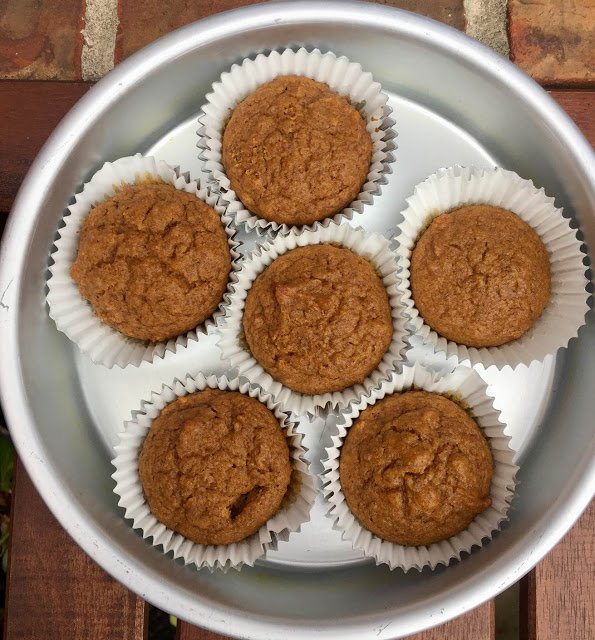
[550, 91, 595, 147]
[406, 601, 495, 640]
[177, 622, 231, 639]
[4, 458, 147, 640]
[0, 81, 90, 212]
[521, 500, 595, 640]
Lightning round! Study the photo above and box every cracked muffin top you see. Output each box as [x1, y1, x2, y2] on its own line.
[242, 244, 393, 395]
[221, 75, 372, 226]
[410, 204, 551, 348]
[138, 389, 292, 546]
[340, 390, 493, 546]
[71, 181, 231, 342]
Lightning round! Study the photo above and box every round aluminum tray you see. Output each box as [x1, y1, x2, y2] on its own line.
[0, 2, 593, 638]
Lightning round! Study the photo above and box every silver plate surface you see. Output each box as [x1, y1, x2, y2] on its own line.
[1, 3, 593, 639]
[76, 94, 558, 569]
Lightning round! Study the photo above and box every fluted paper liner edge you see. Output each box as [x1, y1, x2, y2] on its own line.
[46, 154, 241, 368]
[395, 166, 589, 369]
[111, 373, 316, 571]
[321, 363, 518, 571]
[197, 47, 396, 235]
[217, 221, 409, 416]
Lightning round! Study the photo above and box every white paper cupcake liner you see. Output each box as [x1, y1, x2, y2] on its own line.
[217, 221, 409, 416]
[321, 363, 518, 571]
[197, 47, 396, 234]
[111, 373, 316, 571]
[395, 166, 589, 369]
[46, 154, 241, 368]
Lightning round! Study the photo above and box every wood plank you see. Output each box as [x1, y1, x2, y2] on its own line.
[0, 80, 91, 212]
[521, 500, 595, 640]
[4, 459, 147, 640]
[177, 621, 231, 639]
[550, 91, 595, 147]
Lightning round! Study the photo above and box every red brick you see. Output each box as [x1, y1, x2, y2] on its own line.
[115, 0, 262, 62]
[0, 0, 85, 79]
[370, 0, 464, 30]
[509, 0, 595, 86]
[115, 0, 465, 63]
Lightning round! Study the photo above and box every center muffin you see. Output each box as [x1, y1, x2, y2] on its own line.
[221, 75, 373, 226]
[339, 390, 493, 546]
[242, 244, 393, 395]
[138, 389, 292, 546]
[71, 181, 231, 343]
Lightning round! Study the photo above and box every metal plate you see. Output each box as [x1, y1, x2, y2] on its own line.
[1, 3, 593, 639]
[76, 92, 558, 570]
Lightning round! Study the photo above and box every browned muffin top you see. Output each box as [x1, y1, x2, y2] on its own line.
[222, 75, 372, 226]
[340, 390, 493, 546]
[410, 204, 551, 348]
[138, 389, 292, 546]
[242, 244, 393, 395]
[71, 182, 231, 342]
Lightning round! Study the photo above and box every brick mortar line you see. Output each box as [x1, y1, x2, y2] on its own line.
[81, 0, 119, 81]
[79, 1, 511, 79]
[464, 0, 509, 58]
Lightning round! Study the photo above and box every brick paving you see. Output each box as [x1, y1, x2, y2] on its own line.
[508, 0, 595, 86]
[361, 0, 465, 29]
[465, 0, 509, 57]
[115, 0, 263, 62]
[0, 0, 85, 79]
[1, 0, 592, 87]
[115, 0, 465, 63]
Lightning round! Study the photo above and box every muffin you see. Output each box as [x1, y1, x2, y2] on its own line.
[138, 388, 292, 546]
[242, 243, 393, 395]
[339, 390, 493, 546]
[221, 75, 372, 226]
[71, 181, 231, 342]
[410, 204, 551, 348]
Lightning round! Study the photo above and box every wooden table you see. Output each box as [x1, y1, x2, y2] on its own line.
[1, 83, 594, 640]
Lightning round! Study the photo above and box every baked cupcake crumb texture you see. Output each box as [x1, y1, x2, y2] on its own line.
[71, 181, 231, 343]
[340, 390, 493, 546]
[222, 75, 372, 226]
[410, 204, 551, 348]
[242, 243, 393, 395]
[138, 389, 291, 546]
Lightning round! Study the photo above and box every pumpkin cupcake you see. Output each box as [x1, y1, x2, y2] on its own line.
[47, 155, 239, 367]
[112, 374, 316, 570]
[322, 364, 518, 571]
[218, 222, 408, 415]
[72, 181, 231, 343]
[396, 166, 588, 369]
[410, 204, 550, 348]
[222, 75, 372, 226]
[199, 48, 395, 232]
